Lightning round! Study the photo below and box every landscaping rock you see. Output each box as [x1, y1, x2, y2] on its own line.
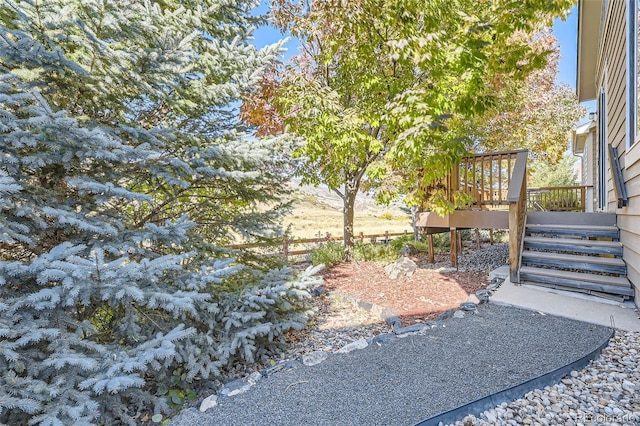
[335, 338, 368, 354]
[393, 323, 429, 335]
[384, 257, 418, 279]
[358, 300, 374, 311]
[247, 372, 262, 385]
[437, 309, 456, 321]
[261, 360, 301, 378]
[459, 302, 477, 312]
[384, 315, 402, 329]
[400, 244, 420, 257]
[302, 351, 328, 367]
[199, 395, 218, 412]
[312, 286, 328, 296]
[453, 310, 466, 319]
[476, 289, 490, 303]
[372, 333, 398, 346]
[220, 379, 251, 397]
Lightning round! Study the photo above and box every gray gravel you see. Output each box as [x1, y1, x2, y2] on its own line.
[170, 304, 611, 426]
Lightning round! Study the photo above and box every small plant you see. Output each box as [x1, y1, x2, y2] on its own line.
[389, 235, 415, 251]
[379, 211, 394, 220]
[310, 241, 345, 266]
[354, 242, 397, 262]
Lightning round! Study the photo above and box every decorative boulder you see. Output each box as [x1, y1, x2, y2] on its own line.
[384, 257, 418, 279]
[400, 243, 420, 257]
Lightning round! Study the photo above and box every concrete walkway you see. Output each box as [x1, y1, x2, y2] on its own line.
[490, 266, 640, 332]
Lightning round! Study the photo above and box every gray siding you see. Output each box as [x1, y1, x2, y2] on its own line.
[597, 0, 640, 303]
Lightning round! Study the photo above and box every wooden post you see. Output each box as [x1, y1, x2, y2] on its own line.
[283, 235, 289, 258]
[450, 228, 458, 267]
[490, 229, 494, 245]
[428, 234, 434, 263]
[475, 228, 481, 249]
[457, 229, 462, 255]
[359, 232, 364, 243]
[384, 230, 389, 245]
[507, 150, 528, 284]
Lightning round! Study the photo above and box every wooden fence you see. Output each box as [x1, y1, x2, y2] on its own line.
[230, 231, 412, 259]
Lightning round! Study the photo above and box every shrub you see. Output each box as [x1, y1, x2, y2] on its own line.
[310, 242, 345, 266]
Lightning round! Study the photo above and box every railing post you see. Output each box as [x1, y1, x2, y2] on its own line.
[507, 151, 528, 284]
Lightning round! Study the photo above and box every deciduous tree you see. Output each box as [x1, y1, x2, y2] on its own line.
[244, 0, 573, 260]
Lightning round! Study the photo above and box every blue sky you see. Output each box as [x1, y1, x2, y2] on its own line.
[552, 6, 579, 87]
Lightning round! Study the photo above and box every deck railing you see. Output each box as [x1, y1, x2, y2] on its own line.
[527, 186, 587, 212]
[456, 150, 527, 208]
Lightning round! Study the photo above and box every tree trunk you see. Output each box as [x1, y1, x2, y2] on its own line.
[343, 186, 357, 262]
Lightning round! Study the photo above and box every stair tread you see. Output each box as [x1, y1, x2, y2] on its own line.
[523, 237, 622, 248]
[521, 250, 626, 266]
[519, 266, 631, 287]
[526, 224, 618, 231]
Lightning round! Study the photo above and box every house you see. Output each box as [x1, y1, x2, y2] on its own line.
[577, 0, 640, 307]
[572, 120, 597, 212]
[414, 1, 638, 307]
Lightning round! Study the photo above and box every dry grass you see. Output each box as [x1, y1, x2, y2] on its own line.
[283, 192, 411, 239]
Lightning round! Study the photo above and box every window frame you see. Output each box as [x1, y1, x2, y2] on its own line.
[629, 0, 638, 147]
[598, 88, 608, 210]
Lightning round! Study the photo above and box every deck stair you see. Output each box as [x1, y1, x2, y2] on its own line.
[518, 212, 633, 301]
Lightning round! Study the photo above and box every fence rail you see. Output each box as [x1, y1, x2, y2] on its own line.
[230, 230, 411, 259]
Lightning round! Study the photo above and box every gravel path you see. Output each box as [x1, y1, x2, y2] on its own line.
[449, 330, 640, 426]
[170, 304, 612, 426]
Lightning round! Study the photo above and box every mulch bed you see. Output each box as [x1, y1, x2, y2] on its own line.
[320, 259, 490, 324]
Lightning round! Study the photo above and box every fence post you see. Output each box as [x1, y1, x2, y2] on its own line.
[283, 235, 289, 258]
[359, 232, 364, 243]
[384, 231, 389, 245]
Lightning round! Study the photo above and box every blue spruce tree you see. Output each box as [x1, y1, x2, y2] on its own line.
[0, 1, 319, 424]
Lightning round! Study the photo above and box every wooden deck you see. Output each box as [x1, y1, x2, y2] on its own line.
[414, 149, 633, 301]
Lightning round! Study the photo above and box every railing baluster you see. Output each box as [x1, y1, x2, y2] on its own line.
[498, 154, 503, 205]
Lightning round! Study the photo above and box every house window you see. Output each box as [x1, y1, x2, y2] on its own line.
[631, 0, 639, 146]
[599, 89, 607, 210]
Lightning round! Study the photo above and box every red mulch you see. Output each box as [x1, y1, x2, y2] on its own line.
[320, 260, 490, 324]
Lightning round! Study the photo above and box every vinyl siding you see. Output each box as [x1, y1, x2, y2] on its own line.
[597, 0, 640, 303]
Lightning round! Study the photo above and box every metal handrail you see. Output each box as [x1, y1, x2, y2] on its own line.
[608, 144, 629, 208]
